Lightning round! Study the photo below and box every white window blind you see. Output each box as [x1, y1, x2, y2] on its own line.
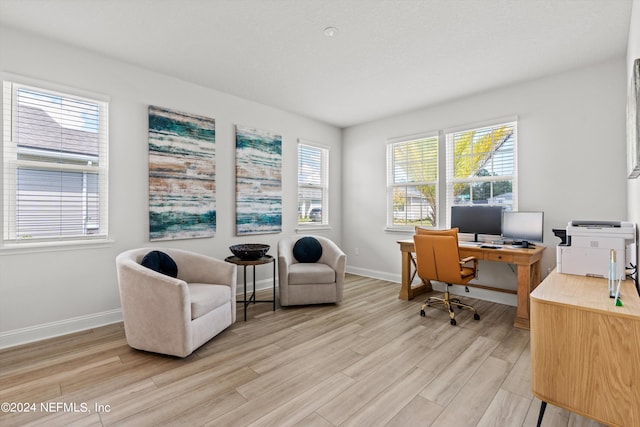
[446, 120, 517, 221]
[298, 142, 328, 225]
[387, 134, 438, 228]
[2, 80, 109, 244]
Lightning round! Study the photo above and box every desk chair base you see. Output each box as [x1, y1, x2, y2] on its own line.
[419, 290, 480, 326]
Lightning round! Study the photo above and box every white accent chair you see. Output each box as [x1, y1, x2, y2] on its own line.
[277, 236, 346, 306]
[115, 248, 236, 357]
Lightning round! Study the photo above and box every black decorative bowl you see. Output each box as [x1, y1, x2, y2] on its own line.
[229, 243, 270, 260]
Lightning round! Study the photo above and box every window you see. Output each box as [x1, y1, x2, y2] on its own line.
[386, 119, 517, 231]
[446, 120, 517, 218]
[2, 80, 109, 245]
[387, 134, 438, 228]
[298, 141, 328, 225]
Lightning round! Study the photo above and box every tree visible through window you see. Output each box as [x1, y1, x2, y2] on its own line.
[447, 121, 516, 212]
[388, 135, 438, 227]
[387, 120, 517, 230]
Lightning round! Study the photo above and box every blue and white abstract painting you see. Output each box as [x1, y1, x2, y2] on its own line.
[235, 125, 282, 235]
[148, 106, 216, 241]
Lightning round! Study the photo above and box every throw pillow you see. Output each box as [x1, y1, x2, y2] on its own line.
[292, 236, 323, 263]
[141, 250, 178, 278]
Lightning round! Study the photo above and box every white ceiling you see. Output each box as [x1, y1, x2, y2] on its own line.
[0, 0, 633, 128]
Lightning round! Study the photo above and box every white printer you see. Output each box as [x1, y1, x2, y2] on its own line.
[556, 220, 636, 278]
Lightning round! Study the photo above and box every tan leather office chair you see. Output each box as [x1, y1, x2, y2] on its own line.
[413, 228, 480, 325]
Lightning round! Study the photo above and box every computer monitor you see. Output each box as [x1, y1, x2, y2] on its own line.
[450, 205, 503, 242]
[502, 211, 544, 247]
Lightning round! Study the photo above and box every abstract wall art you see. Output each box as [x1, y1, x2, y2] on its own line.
[235, 125, 282, 235]
[148, 106, 216, 241]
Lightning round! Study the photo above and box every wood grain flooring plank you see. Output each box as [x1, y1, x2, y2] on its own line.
[317, 333, 435, 425]
[420, 336, 500, 407]
[385, 395, 444, 427]
[476, 388, 531, 427]
[340, 367, 431, 427]
[430, 356, 509, 427]
[205, 349, 361, 427]
[246, 372, 355, 427]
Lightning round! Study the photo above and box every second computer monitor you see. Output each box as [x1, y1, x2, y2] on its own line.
[502, 211, 544, 246]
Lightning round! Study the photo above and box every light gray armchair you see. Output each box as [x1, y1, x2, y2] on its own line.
[278, 236, 346, 306]
[115, 248, 236, 358]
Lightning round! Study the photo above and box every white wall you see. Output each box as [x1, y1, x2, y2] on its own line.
[628, 0, 640, 241]
[0, 26, 342, 348]
[343, 58, 628, 305]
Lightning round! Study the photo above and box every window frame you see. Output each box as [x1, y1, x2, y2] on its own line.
[445, 119, 518, 226]
[297, 140, 329, 228]
[2, 76, 110, 250]
[386, 118, 518, 233]
[386, 132, 440, 231]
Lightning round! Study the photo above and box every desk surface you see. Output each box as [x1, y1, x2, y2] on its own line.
[531, 270, 640, 318]
[530, 271, 640, 427]
[398, 239, 545, 255]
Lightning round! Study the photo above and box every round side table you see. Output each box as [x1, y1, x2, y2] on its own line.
[225, 255, 276, 321]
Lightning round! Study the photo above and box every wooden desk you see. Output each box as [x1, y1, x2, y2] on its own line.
[530, 271, 640, 427]
[397, 240, 545, 329]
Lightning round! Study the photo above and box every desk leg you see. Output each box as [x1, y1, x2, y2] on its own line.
[399, 250, 431, 300]
[272, 259, 276, 311]
[513, 260, 542, 330]
[536, 401, 547, 427]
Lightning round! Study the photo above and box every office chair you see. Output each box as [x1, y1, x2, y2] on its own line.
[413, 228, 481, 325]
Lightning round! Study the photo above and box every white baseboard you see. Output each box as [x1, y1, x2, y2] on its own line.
[346, 265, 401, 283]
[345, 265, 517, 307]
[237, 277, 278, 294]
[0, 309, 123, 350]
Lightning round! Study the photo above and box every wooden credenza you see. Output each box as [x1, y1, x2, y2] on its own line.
[530, 270, 640, 427]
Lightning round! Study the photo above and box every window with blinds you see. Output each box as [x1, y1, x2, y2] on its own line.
[387, 134, 438, 228]
[298, 141, 328, 225]
[2, 80, 109, 245]
[445, 120, 517, 219]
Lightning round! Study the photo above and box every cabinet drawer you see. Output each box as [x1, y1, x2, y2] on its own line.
[485, 252, 513, 263]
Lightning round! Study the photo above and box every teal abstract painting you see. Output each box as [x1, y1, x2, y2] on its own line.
[235, 125, 282, 235]
[149, 106, 216, 241]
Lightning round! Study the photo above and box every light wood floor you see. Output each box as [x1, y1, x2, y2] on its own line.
[0, 274, 606, 427]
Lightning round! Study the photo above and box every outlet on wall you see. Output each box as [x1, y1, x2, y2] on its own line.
[354, 247, 359, 256]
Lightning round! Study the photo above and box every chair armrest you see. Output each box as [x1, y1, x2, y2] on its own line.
[116, 260, 193, 355]
[319, 238, 347, 273]
[278, 239, 294, 288]
[460, 256, 477, 269]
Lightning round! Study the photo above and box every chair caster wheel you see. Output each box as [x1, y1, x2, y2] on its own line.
[450, 318, 457, 326]
[474, 313, 480, 321]
[420, 310, 426, 317]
